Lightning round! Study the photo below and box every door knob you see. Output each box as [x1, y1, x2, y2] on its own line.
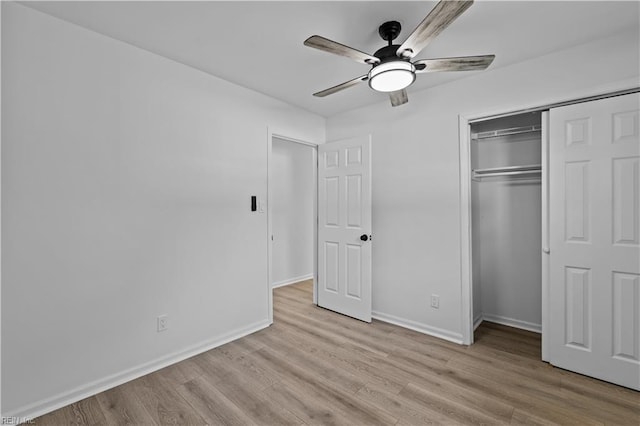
[360, 234, 369, 241]
[543, 247, 550, 254]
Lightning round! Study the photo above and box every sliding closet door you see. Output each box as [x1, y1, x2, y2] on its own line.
[549, 92, 639, 390]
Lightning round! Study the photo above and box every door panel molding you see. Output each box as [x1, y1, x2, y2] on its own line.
[317, 135, 372, 322]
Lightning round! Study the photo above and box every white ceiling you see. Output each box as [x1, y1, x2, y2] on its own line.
[22, 1, 640, 117]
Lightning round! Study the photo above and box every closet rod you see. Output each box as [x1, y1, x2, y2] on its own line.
[473, 164, 541, 179]
[473, 170, 541, 178]
[471, 124, 541, 141]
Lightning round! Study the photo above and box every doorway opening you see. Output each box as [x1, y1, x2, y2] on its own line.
[267, 133, 318, 323]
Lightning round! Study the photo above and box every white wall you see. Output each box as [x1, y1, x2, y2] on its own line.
[1, 3, 324, 418]
[326, 28, 640, 343]
[271, 138, 314, 287]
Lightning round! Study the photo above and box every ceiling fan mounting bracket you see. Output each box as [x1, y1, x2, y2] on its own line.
[378, 21, 402, 45]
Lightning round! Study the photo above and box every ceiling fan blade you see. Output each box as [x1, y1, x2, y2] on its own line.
[304, 35, 380, 65]
[313, 75, 368, 97]
[389, 89, 408, 107]
[397, 0, 474, 59]
[414, 55, 495, 73]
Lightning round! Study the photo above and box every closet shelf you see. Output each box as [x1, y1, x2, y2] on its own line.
[473, 164, 541, 179]
[471, 124, 542, 141]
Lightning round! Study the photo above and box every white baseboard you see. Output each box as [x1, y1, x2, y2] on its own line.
[473, 314, 483, 331]
[480, 313, 542, 333]
[4, 319, 271, 422]
[372, 311, 464, 345]
[272, 273, 313, 288]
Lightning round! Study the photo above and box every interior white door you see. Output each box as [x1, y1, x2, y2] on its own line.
[549, 92, 640, 390]
[317, 135, 372, 322]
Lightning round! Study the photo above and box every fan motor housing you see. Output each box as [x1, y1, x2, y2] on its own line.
[373, 44, 406, 64]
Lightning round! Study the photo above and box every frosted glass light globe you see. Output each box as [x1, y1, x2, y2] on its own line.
[368, 61, 416, 92]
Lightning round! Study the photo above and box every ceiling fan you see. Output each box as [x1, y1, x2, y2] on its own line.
[304, 0, 495, 107]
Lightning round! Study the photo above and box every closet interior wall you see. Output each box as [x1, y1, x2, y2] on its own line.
[471, 112, 543, 332]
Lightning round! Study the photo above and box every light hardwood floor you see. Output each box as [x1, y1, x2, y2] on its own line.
[35, 280, 639, 425]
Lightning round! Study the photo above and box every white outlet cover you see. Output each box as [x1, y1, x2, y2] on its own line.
[157, 315, 168, 332]
[430, 295, 440, 309]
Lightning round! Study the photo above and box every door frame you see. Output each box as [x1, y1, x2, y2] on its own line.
[458, 81, 640, 346]
[267, 128, 319, 324]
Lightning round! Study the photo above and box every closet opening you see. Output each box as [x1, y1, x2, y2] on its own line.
[470, 111, 543, 342]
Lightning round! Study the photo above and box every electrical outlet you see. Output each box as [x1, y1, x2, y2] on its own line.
[430, 295, 440, 309]
[157, 315, 168, 332]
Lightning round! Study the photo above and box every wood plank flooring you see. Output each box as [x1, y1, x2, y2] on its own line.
[35, 280, 639, 425]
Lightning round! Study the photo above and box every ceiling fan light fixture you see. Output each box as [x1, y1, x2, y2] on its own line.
[304, 1, 493, 107]
[368, 61, 416, 92]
